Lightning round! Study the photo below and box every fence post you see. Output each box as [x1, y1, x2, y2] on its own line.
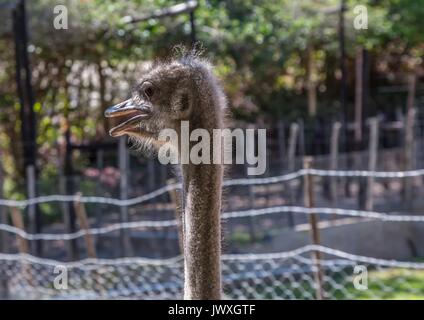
[404, 108, 416, 209]
[0, 159, 8, 253]
[303, 157, 324, 300]
[10, 207, 29, 254]
[118, 137, 133, 256]
[307, 44, 317, 117]
[167, 178, 183, 254]
[73, 192, 106, 297]
[404, 73, 416, 209]
[330, 122, 341, 221]
[297, 120, 306, 201]
[298, 119, 305, 159]
[10, 206, 33, 285]
[73, 193, 96, 258]
[26, 165, 41, 256]
[366, 118, 379, 211]
[95, 149, 104, 227]
[64, 129, 78, 260]
[277, 120, 286, 170]
[0, 160, 9, 298]
[286, 123, 299, 227]
[406, 73, 416, 116]
[288, 123, 299, 172]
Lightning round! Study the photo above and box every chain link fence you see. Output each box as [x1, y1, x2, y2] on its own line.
[1, 245, 424, 299]
[1, 168, 424, 299]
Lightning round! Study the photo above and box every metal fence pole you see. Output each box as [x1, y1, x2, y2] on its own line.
[366, 118, 379, 211]
[304, 157, 324, 300]
[286, 123, 299, 227]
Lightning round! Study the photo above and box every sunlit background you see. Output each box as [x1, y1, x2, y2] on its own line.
[0, 0, 423, 299]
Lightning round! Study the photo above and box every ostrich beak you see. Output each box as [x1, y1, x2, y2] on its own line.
[105, 99, 148, 117]
[105, 99, 151, 137]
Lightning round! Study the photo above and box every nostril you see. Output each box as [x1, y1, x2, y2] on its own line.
[141, 105, 152, 114]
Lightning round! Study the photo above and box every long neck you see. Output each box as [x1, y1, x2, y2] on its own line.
[179, 64, 225, 299]
[181, 161, 223, 299]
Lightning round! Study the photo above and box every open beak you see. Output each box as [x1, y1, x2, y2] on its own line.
[105, 99, 151, 137]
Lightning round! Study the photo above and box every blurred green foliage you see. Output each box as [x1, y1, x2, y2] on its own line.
[0, 0, 422, 195]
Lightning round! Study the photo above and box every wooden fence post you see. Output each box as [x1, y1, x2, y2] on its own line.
[73, 193, 106, 296]
[10, 207, 30, 254]
[10, 207, 32, 285]
[303, 157, 324, 300]
[366, 118, 379, 211]
[404, 108, 416, 209]
[406, 73, 416, 116]
[73, 193, 96, 258]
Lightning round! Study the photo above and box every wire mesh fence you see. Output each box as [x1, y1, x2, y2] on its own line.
[2, 245, 424, 299]
[1, 168, 424, 299]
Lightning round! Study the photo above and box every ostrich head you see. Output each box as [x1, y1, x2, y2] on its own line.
[105, 51, 226, 300]
[105, 53, 225, 154]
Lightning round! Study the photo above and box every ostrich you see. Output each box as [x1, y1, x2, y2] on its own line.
[105, 52, 225, 300]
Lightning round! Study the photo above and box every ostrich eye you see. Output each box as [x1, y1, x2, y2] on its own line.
[145, 87, 154, 98]
[141, 82, 154, 99]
